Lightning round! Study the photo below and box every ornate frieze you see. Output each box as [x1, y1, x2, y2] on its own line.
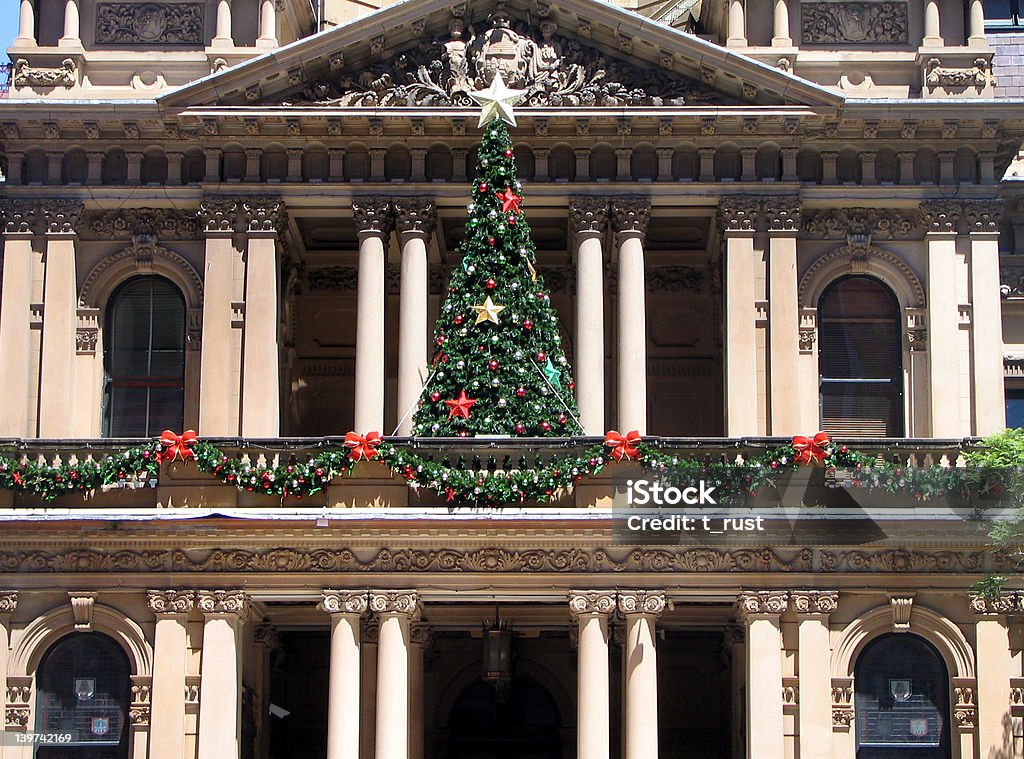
[790, 590, 839, 614]
[394, 197, 437, 237]
[646, 266, 703, 292]
[610, 197, 651, 237]
[319, 590, 369, 615]
[617, 591, 666, 616]
[146, 589, 195, 614]
[90, 209, 199, 240]
[244, 198, 286, 235]
[96, 3, 203, 44]
[282, 11, 730, 108]
[308, 266, 359, 292]
[568, 590, 617, 617]
[196, 589, 250, 617]
[736, 590, 789, 618]
[199, 198, 240, 235]
[0, 591, 17, 614]
[801, 208, 918, 240]
[968, 590, 1024, 614]
[368, 590, 420, 618]
[569, 197, 609, 235]
[44, 202, 85, 236]
[352, 197, 395, 236]
[801, 2, 908, 44]
[13, 58, 76, 88]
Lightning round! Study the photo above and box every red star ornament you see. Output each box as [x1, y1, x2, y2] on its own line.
[444, 390, 477, 419]
[495, 187, 522, 214]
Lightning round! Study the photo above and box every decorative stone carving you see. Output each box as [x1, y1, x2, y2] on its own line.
[647, 267, 703, 292]
[75, 328, 97, 354]
[319, 590, 369, 615]
[906, 328, 928, 351]
[0, 591, 17, 614]
[791, 590, 839, 614]
[130, 678, 151, 726]
[736, 590, 789, 618]
[802, 208, 918, 240]
[368, 590, 420, 618]
[799, 329, 816, 351]
[718, 197, 761, 233]
[962, 200, 1003, 233]
[925, 57, 994, 91]
[0, 201, 37, 235]
[199, 199, 239, 235]
[782, 678, 799, 705]
[617, 591, 667, 616]
[5, 707, 29, 727]
[831, 677, 854, 730]
[763, 196, 801, 232]
[90, 209, 199, 240]
[953, 681, 977, 730]
[96, 3, 203, 44]
[798, 243, 926, 307]
[69, 593, 97, 631]
[394, 197, 437, 237]
[282, 11, 730, 108]
[147, 589, 195, 614]
[352, 197, 395, 237]
[44, 202, 84, 235]
[569, 197, 609, 235]
[253, 623, 280, 650]
[79, 244, 203, 309]
[308, 266, 359, 292]
[968, 591, 1023, 614]
[921, 200, 962, 234]
[13, 58, 76, 88]
[568, 591, 617, 617]
[196, 590, 250, 617]
[244, 198, 286, 235]
[801, 2, 908, 44]
[611, 197, 651, 237]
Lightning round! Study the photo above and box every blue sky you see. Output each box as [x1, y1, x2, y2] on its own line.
[1, 10, 18, 58]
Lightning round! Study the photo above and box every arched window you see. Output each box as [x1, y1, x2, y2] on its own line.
[818, 276, 904, 436]
[854, 634, 950, 758]
[35, 633, 131, 759]
[103, 277, 186, 437]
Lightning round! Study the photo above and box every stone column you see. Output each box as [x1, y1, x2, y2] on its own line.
[736, 591, 788, 759]
[127, 152, 143, 186]
[765, 197, 801, 435]
[411, 149, 427, 183]
[969, 592, 1017, 758]
[370, 149, 386, 182]
[257, 0, 278, 47]
[46, 152, 62, 185]
[616, 148, 631, 182]
[821, 151, 838, 185]
[196, 591, 249, 759]
[618, 592, 665, 759]
[939, 151, 956, 185]
[792, 591, 838, 759]
[329, 149, 346, 182]
[780, 148, 798, 182]
[213, 0, 234, 46]
[612, 198, 650, 434]
[370, 591, 420, 759]
[923, 0, 943, 45]
[968, 0, 987, 46]
[39, 202, 82, 437]
[0, 203, 37, 436]
[286, 149, 303, 183]
[353, 198, 393, 433]
[252, 624, 278, 759]
[244, 149, 260, 183]
[0, 592, 17, 752]
[360, 619, 379, 759]
[59, 0, 80, 46]
[727, 0, 747, 46]
[860, 151, 877, 185]
[147, 591, 195, 759]
[453, 149, 469, 182]
[167, 152, 183, 185]
[772, 0, 791, 45]
[570, 592, 615, 759]
[898, 151, 916, 185]
[320, 591, 369, 759]
[570, 198, 609, 435]
[205, 148, 222, 183]
[408, 623, 430, 759]
[199, 199, 241, 435]
[394, 198, 436, 435]
[15, 0, 35, 44]
[656, 148, 673, 181]
[241, 198, 283, 436]
[740, 147, 757, 182]
[720, 198, 761, 436]
[699, 148, 715, 182]
[575, 148, 591, 182]
[85, 152, 103, 185]
[965, 201, 1005, 436]
[922, 201, 962, 437]
[533, 149, 549, 182]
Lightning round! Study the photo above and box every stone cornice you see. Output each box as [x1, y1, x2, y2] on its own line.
[617, 590, 667, 616]
[568, 590, 617, 618]
[790, 590, 839, 615]
[319, 590, 369, 616]
[146, 589, 195, 615]
[736, 590, 789, 618]
[368, 590, 420, 619]
[196, 589, 250, 618]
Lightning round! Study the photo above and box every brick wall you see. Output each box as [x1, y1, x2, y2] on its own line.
[991, 32, 1024, 97]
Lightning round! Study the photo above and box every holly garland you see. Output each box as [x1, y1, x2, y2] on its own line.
[0, 443, 162, 501]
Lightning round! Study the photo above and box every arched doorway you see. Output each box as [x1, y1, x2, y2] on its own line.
[854, 633, 951, 758]
[34, 633, 131, 759]
[447, 676, 563, 759]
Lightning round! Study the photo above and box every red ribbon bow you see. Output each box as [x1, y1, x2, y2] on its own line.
[792, 432, 830, 465]
[605, 430, 642, 462]
[345, 431, 382, 462]
[160, 430, 198, 463]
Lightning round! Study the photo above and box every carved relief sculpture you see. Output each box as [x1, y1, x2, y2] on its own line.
[13, 58, 76, 88]
[925, 57, 994, 91]
[96, 3, 204, 45]
[801, 2, 908, 45]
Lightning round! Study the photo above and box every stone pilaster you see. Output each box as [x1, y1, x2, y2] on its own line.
[737, 591, 789, 759]
[197, 590, 249, 759]
[148, 590, 195, 759]
[764, 196, 801, 435]
[0, 202, 38, 436]
[970, 591, 1020, 757]
[791, 591, 838, 759]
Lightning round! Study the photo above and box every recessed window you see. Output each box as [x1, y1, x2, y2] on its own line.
[985, 0, 1024, 27]
[1006, 387, 1024, 428]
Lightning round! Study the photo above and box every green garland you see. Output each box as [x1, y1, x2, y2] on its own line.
[0, 443, 161, 501]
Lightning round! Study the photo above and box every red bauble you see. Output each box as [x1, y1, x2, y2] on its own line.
[436, 335, 445, 345]
[487, 237, 497, 246]
[454, 314, 464, 325]
[523, 320, 533, 330]
[568, 381, 575, 389]
[486, 278, 496, 289]
[537, 292, 546, 299]
[504, 149, 513, 158]
[478, 182, 489, 192]
[515, 423, 526, 434]
[441, 354, 449, 363]
[516, 387, 527, 397]
[508, 216, 517, 225]
[540, 421, 551, 431]
[489, 360, 499, 370]
[458, 430, 470, 437]
[537, 352, 546, 361]
[430, 391, 442, 402]
[559, 414, 568, 424]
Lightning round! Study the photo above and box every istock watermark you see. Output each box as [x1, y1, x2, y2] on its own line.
[624, 478, 719, 506]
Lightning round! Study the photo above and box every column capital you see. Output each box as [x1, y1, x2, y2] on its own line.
[353, 196, 394, 237]
[243, 196, 286, 236]
[146, 589, 195, 615]
[921, 199, 962, 234]
[610, 196, 650, 239]
[569, 197, 610, 236]
[0, 200, 38, 235]
[763, 195, 801, 233]
[253, 622, 280, 650]
[393, 196, 437, 238]
[969, 591, 1023, 615]
[198, 197, 240, 236]
[368, 590, 420, 619]
[568, 590, 617, 618]
[962, 200, 1003, 234]
[319, 589, 369, 616]
[617, 590, 666, 617]
[718, 195, 761, 234]
[196, 589, 250, 619]
[736, 590, 789, 620]
[0, 590, 18, 614]
[409, 621, 432, 648]
[790, 590, 839, 615]
[43, 200, 84, 236]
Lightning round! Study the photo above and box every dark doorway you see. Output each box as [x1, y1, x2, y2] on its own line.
[447, 676, 563, 759]
[268, 631, 329, 759]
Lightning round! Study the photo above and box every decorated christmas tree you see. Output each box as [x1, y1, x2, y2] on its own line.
[411, 74, 584, 438]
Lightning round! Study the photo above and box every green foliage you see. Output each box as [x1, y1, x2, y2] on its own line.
[970, 575, 1007, 600]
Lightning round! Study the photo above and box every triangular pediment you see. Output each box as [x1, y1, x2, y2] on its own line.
[160, 0, 845, 110]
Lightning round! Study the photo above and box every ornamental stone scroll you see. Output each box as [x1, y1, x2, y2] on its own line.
[146, 590, 196, 615]
[319, 590, 370, 616]
[617, 590, 667, 617]
[196, 590, 250, 618]
[736, 590, 789, 619]
[368, 590, 421, 620]
[791, 590, 839, 615]
[568, 591, 617, 618]
[0, 592, 17, 614]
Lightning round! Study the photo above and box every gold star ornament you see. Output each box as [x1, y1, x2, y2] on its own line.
[469, 72, 527, 128]
[471, 295, 505, 325]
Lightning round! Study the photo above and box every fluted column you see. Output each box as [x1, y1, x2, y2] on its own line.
[570, 198, 609, 434]
[394, 198, 436, 435]
[257, 0, 278, 47]
[619, 591, 665, 759]
[612, 198, 650, 434]
[39, 202, 82, 437]
[965, 202, 1005, 436]
[241, 198, 284, 436]
[371, 591, 420, 759]
[320, 591, 369, 759]
[969, 592, 1018, 758]
[0, 204, 37, 436]
[569, 592, 615, 759]
[922, 201, 962, 437]
[792, 591, 838, 759]
[196, 591, 249, 759]
[408, 623, 430, 759]
[772, 0, 791, 45]
[720, 198, 761, 436]
[15, 0, 36, 44]
[923, 0, 942, 45]
[736, 591, 788, 759]
[212, 0, 234, 46]
[148, 591, 195, 759]
[765, 197, 801, 435]
[59, 0, 80, 46]
[353, 198, 393, 433]
[727, 0, 747, 46]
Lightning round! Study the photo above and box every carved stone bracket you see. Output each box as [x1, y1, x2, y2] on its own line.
[736, 590, 789, 619]
[831, 677, 854, 731]
[13, 58, 76, 88]
[610, 197, 651, 238]
[368, 590, 420, 619]
[568, 590, 617, 618]
[69, 592, 98, 631]
[44, 201, 85, 236]
[925, 57, 994, 92]
[569, 197, 610, 236]
[90, 209, 199, 240]
[889, 595, 914, 631]
[353, 197, 396, 238]
[952, 678, 977, 731]
[146, 589, 196, 615]
[617, 590, 666, 617]
[802, 208, 919, 240]
[199, 198, 240, 235]
[791, 590, 839, 615]
[196, 590, 250, 618]
[394, 197, 438, 238]
[319, 590, 370, 616]
[906, 327, 928, 352]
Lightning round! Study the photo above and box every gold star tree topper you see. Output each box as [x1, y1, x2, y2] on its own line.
[469, 72, 528, 128]
[471, 295, 505, 324]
